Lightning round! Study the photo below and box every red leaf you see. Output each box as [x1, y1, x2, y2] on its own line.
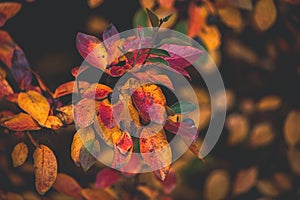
[54, 81, 89, 98]
[82, 83, 112, 100]
[160, 44, 203, 71]
[0, 2, 22, 27]
[0, 78, 13, 98]
[71, 65, 89, 77]
[112, 131, 133, 168]
[0, 30, 16, 68]
[164, 120, 198, 141]
[140, 128, 172, 181]
[53, 173, 82, 199]
[132, 84, 167, 124]
[76, 32, 107, 70]
[106, 63, 132, 77]
[120, 153, 143, 177]
[95, 168, 120, 189]
[156, 169, 177, 194]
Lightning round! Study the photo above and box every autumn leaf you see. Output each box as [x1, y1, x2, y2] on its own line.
[71, 65, 89, 77]
[76, 32, 108, 70]
[71, 127, 95, 166]
[33, 145, 58, 195]
[158, 0, 175, 10]
[284, 110, 300, 147]
[74, 98, 96, 128]
[103, 24, 120, 50]
[198, 25, 221, 51]
[249, 123, 274, 148]
[187, 2, 207, 37]
[226, 113, 249, 146]
[230, 0, 253, 10]
[53, 173, 82, 199]
[81, 188, 113, 200]
[43, 116, 63, 130]
[82, 83, 112, 100]
[2, 113, 41, 131]
[87, 0, 104, 9]
[80, 140, 100, 171]
[132, 83, 167, 124]
[254, 0, 277, 31]
[95, 168, 120, 189]
[18, 90, 50, 125]
[156, 169, 177, 194]
[218, 5, 243, 30]
[11, 46, 33, 90]
[11, 142, 28, 168]
[0, 2, 21, 27]
[32, 71, 53, 97]
[256, 95, 281, 111]
[233, 167, 258, 196]
[140, 127, 172, 181]
[54, 81, 90, 98]
[204, 170, 230, 200]
[0, 75, 14, 98]
[111, 131, 133, 168]
[0, 30, 16, 68]
[56, 104, 74, 125]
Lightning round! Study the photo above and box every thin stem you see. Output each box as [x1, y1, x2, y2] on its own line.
[26, 132, 39, 148]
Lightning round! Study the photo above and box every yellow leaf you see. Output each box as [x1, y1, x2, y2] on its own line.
[226, 113, 249, 146]
[198, 25, 221, 51]
[56, 104, 74, 125]
[284, 110, 300, 147]
[43, 116, 63, 130]
[71, 127, 95, 166]
[204, 170, 230, 200]
[11, 142, 28, 167]
[81, 188, 113, 200]
[2, 113, 41, 131]
[256, 95, 282, 111]
[233, 167, 258, 196]
[18, 90, 50, 125]
[140, 127, 172, 181]
[254, 0, 277, 31]
[218, 5, 243, 30]
[249, 122, 274, 148]
[257, 179, 279, 197]
[33, 145, 58, 195]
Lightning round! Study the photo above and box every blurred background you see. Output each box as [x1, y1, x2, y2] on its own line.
[1, 0, 300, 199]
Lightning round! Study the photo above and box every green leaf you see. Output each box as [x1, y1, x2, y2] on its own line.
[148, 48, 170, 57]
[133, 9, 148, 27]
[175, 20, 188, 34]
[146, 8, 159, 27]
[166, 106, 176, 116]
[163, 14, 173, 22]
[146, 57, 169, 67]
[124, 52, 134, 60]
[171, 101, 197, 114]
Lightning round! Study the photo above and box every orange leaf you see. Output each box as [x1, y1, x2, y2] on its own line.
[43, 116, 63, 130]
[254, 0, 277, 31]
[76, 32, 108, 70]
[56, 104, 74, 125]
[82, 83, 112, 100]
[0, 2, 21, 27]
[11, 142, 28, 167]
[187, 2, 207, 37]
[157, 0, 175, 9]
[140, 127, 172, 181]
[71, 127, 95, 166]
[74, 98, 96, 128]
[0, 77, 14, 98]
[87, 0, 104, 8]
[233, 167, 258, 196]
[111, 131, 133, 168]
[33, 144, 58, 195]
[81, 188, 113, 200]
[204, 170, 230, 200]
[54, 81, 90, 98]
[53, 173, 82, 199]
[132, 84, 166, 125]
[0, 30, 15, 67]
[18, 90, 50, 125]
[2, 112, 41, 131]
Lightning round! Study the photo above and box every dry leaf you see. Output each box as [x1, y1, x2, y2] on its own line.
[43, 116, 63, 130]
[82, 83, 112, 100]
[256, 95, 282, 111]
[273, 172, 292, 191]
[54, 81, 89, 98]
[226, 114, 249, 146]
[11, 142, 28, 168]
[287, 148, 300, 176]
[71, 127, 95, 166]
[257, 179, 279, 197]
[254, 0, 277, 31]
[218, 6, 243, 30]
[158, 0, 175, 9]
[230, 0, 253, 10]
[198, 25, 221, 51]
[2, 113, 41, 131]
[0, 2, 22, 27]
[0, 30, 16, 68]
[249, 123, 274, 148]
[74, 98, 96, 128]
[33, 145, 58, 195]
[53, 173, 82, 199]
[56, 104, 74, 125]
[95, 168, 120, 189]
[140, 127, 172, 181]
[87, 0, 104, 9]
[18, 90, 50, 125]
[204, 170, 230, 200]
[81, 188, 113, 200]
[233, 167, 258, 196]
[284, 110, 300, 147]
[188, 2, 207, 37]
